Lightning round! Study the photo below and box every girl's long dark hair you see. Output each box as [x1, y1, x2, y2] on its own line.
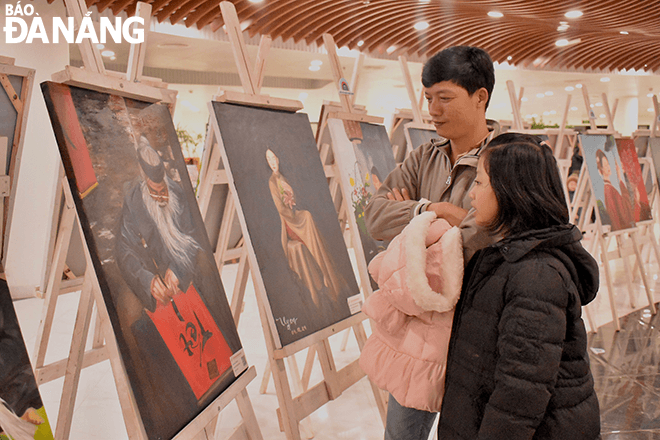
[481, 133, 569, 236]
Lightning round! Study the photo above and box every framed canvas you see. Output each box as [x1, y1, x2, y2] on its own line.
[41, 82, 245, 440]
[616, 138, 652, 222]
[210, 102, 361, 349]
[580, 134, 636, 231]
[403, 124, 437, 158]
[0, 279, 54, 440]
[648, 137, 660, 195]
[326, 118, 397, 287]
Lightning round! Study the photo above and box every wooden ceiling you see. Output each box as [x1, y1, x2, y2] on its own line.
[59, 0, 660, 73]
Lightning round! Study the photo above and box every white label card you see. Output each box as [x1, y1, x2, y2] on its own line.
[348, 294, 364, 315]
[230, 348, 248, 377]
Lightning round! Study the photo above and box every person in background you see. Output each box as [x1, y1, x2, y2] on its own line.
[365, 45, 498, 264]
[363, 45, 499, 439]
[438, 133, 600, 439]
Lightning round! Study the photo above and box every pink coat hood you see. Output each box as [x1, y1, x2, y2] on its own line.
[360, 211, 464, 412]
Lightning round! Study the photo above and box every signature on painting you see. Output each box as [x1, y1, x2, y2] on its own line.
[276, 316, 298, 330]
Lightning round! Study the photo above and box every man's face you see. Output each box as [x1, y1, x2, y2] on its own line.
[424, 81, 487, 141]
[146, 178, 169, 208]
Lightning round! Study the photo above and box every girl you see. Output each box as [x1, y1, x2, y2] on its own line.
[438, 133, 601, 439]
[360, 209, 465, 440]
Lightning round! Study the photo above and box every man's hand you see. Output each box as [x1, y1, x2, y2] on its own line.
[426, 202, 468, 227]
[386, 187, 412, 201]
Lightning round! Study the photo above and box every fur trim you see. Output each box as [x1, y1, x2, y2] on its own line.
[404, 212, 463, 313]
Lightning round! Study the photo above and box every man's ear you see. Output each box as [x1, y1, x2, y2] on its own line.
[476, 88, 489, 108]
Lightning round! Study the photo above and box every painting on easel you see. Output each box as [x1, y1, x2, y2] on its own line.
[0, 74, 23, 174]
[326, 119, 396, 285]
[0, 279, 55, 440]
[404, 125, 437, 156]
[581, 134, 636, 231]
[211, 102, 361, 348]
[617, 138, 652, 222]
[42, 82, 244, 440]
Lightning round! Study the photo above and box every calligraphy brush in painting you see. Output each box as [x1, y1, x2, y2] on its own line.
[140, 237, 185, 322]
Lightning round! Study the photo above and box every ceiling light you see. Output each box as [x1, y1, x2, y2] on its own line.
[545, 91, 554, 96]
[595, 102, 603, 107]
[648, 93, 654, 97]
[96, 44, 105, 50]
[600, 77, 610, 82]
[521, 97, 528, 102]
[101, 50, 115, 57]
[590, 104, 594, 108]
[110, 56, 116, 61]
[571, 106, 578, 111]
[309, 65, 320, 71]
[536, 93, 545, 98]
[575, 84, 582, 89]
[525, 114, 532, 119]
[543, 111, 550, 116]
[550, 110, 557, 115]
[507, 55, 512, 61]
[565, 86, 574, 91]
[557, 24, 569, 31]
[414, 21, 429, 30]
[532, 114, 539, 118]
[555, 39, 569, 47]
[599, 114, 606, 118]
[649, 108, 655, 112]
[620, 31, 629, 35]
[565, 10, 583, 18]
[249, 0, 263, 3]
[488, 11, 503, 18]
[310, 60, 323, 66]
[386, 45, 397, 54]
[357, 40, 364, 47]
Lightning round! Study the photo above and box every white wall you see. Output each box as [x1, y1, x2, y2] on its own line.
[3, 0, 70, 298]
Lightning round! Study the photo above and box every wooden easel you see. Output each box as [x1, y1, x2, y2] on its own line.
[0, 57, 35, 275]
[204, 4, 387, 438]
[398, 55, 436, 159]
[33, 2, 262, 439]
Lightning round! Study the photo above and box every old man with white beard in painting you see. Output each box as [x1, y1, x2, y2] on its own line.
[115, 137, 233, 435]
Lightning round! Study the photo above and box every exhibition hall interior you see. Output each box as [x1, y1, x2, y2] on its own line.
[2, 0, 660, 439]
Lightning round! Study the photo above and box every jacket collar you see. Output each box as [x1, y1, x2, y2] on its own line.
[493, 225, 583, 263]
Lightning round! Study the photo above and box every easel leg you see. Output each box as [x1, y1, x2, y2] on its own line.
[259, 359, 271, 394]
[630, 231, 657, 314]
[615, 235, 637, 309]
[600, 235, 621, 331]
[235, 389, 265, 440]
[231, 249, 250, 327]
[339, 329, 350, 351]
[286, 355, 314, 439]
[301, 346, 316, 391]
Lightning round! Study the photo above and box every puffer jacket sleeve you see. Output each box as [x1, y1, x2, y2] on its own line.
[477, 259, 568, 440]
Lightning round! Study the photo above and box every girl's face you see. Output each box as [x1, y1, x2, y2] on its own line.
[469, 158, 499, 226]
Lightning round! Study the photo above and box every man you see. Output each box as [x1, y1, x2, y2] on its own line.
[115, 138, 235, 439]
[364, 46, 498, 440]
[365, 45, 498, 262]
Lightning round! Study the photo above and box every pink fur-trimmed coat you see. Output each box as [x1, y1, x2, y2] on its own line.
[359, 211, 464, 412]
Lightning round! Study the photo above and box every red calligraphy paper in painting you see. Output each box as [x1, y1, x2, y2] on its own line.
[48, 84, 98, 198]
[146, 284, 233, 399]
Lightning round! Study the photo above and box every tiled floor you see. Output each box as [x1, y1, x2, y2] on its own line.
[12, 244, 660, 439]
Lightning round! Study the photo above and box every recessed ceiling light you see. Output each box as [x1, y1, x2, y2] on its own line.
[590, 104, 594, 108]
[557, 24, 569, 31]
[525, 114, 532, 118]
[649, 108, 655, 112]
[599, 114, 606, 118]
[620, 31, 629, 35]
[570, 106, 578, 111]
[565, 10, 583, 18]
[600, 77, 610, 82]
[488, 11, 503, 18]
[532, 113, 539, 118]
[249, 0, 263, 3]
[310, 60, 323, 66]
[565, 86, 574, 91]
[545, 91, 554, 96]
[521, 97, 528, 102]
[414, 21, 429, 30]
[96, 44, 105, 50]
[550, 110, 557, 115]
[536, 93, 545, 98]
[507, 55, 512, 61]
[309, 65, 320, 71]
[575, 84, 583, 89]
[110, 56, 116, 61]
[101, 50, 115, 57]
[555, 39, 569, 47]
[386, 45, 397, 54]
[595, 102, 603, 107]
[543, 111, 550, 116]
[357, 40, 364, 47]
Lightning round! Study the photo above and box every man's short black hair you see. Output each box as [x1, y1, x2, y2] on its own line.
[422, 46, 495, 109]
[481, 133, 569, 236]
